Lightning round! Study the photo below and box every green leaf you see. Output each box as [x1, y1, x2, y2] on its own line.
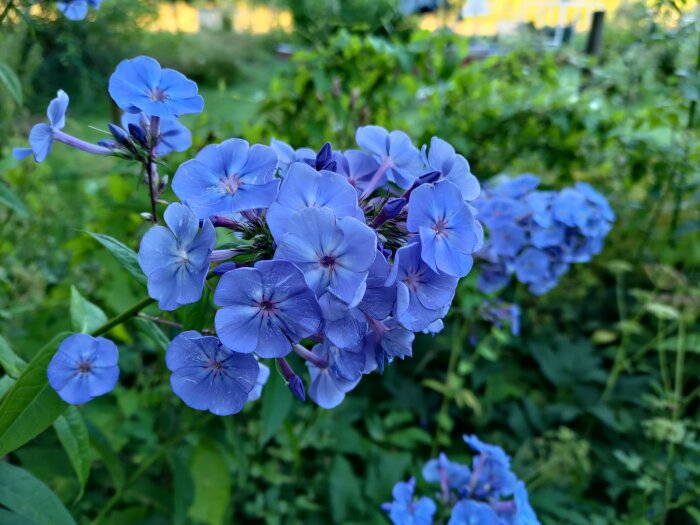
[0, 181, 29, 218]
[0, 333, 70, 457]
[329, 455, 362, 522]
[0, 63, 22, 105]
[0, 335, 27, 379]
[70, 286, 108, 334]
[0, 463, 76, 525]
[259, 370, 293, 447]
[181, 288, 211, 332]
[188, 438, 231, 525]
[88, 424, 125, 492]
[644, 302, 680, 320]
[134, 318, 170, 352]
[53, 407, 91, 500]
[85, 231, 146, 286]
[0, 509, 36, 525]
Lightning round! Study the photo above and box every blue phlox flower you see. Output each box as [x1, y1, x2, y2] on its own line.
[172, 138, 279, 219]
[333, 149, 381, 193]
[576, 182, 615, 221]
[422, 452, 471, 492]
[166, 331, 259, 416]
[448, 500, 501, 525]
[493, 173, 540, 199]
[358, 250, 396, 321]
[512, 248, 550, 285]
[269, 138, 315, 176]
[14, 90, 69, 163]
[247, 360, 270, 402]
[266, 162, 363, 240]
[47, 334, 119, 405]
[529, 223, 565, 249]
[274, 207, 377, 305]
[307, 340, 364, 409]
[511, 482, 541, 525]
[121, 112, 192, 156]
[488, 221, 526, 257]
[422, 137, 480, 202]
[552, 187, 589, 229]
[423, 319, 444, 334]
[57, 0, 101, 20]
[387, 242, 458, 332]
[407, 180, 482, 278]
[319, 292, 368, 350]
[480, 301, 521, 336]
[524, 191, 555, 228]
[477, 260, 510, 294]
[464, 435, 518, 499]
[476, 197, 528, 230]
[356, 125, 424, 190]
[382, 478, 437, 525]
[138, 202, 215, 311]
[365, 317, 414, 372]
[109, 56, 204, 118]
[214, 260, 323, 358]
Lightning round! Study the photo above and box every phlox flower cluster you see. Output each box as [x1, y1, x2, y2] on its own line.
[19, 56, 486, 411]
[383, 435, 540, 525]
[475, 174, 614, 295]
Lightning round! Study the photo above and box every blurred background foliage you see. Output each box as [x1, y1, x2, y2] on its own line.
[1, 0, 700, 524]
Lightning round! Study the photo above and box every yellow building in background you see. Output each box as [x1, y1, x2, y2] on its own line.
[148, 1, 696, 35]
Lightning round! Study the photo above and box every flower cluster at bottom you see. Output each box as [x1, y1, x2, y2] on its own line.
[383, 436, 540, 525]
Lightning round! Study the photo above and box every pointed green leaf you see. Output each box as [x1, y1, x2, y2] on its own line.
[53, 407, 91, 500]
[0, 181, 29, 218]
[0, 335, 27, 379]
[0, 333, 70, 457]
[70, 286, 108, 334]
[188, 438, 231, 525]
[0, 463, 76, 525]
[85, 231, 146, 286]
[0, 509, 36, 525]
[0, 63, 22, 105]
[134, 317, 170, 352]
[259, 370, 292, 446]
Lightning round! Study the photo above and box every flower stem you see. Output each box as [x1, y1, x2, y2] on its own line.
[53, 130, 113, 156]
[90, 296, 155, 337]
[360, 159, 392, 201]
[293, 344, 328, 369]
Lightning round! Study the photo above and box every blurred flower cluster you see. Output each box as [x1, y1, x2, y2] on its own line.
[475, 174, 615, 295]
[383, 435, 540, 525]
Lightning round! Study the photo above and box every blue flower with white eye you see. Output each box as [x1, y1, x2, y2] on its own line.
[266, 162, 363, 240]
[121, 113, 192, 156]
[422, 452, 471, 491]
[14, 90, 69, 163]
[422, 137, 480, 202]
[407, 180, 482, 278]
[512, 247, 550, 285]
[307, 340, 365, 409]
[274, 207, 377, 305]
[172, 138, 279, 219]
[356, 125, 424, 191]
[448, 500, 501, 525]
[138, 202, 215, 311]
[387, 242, 458, 332]
[166, 331, 259, 416]
[332, 150, 380, 193]
[464, 435, 518, 499]
[57, 0, 101, 20]
[382, 478, 436, 525]
[109, 56, 204, 118]
[247, 361, 270, 402]
[214, 260, 323, 358]
[47, 334, 119, 405]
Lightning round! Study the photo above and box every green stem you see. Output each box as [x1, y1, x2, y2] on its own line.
[431, 319, 463, 457]
[657, 317, 671, 393]
[0, 1, 15, 24]
[602, 272, 628, 400]
[661, 320, 685, 524]
[90, 296, 155, 337]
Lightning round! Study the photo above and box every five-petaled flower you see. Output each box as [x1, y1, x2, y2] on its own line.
[13, 90, 69, 163]
[138, 202, 215, 311]
[214, 260, 323, 358]
[166, 331, 259, 416]
[109, 56, 204, 119]
[47, 334, 119, 405]
[172, 138, 279, 219]
[57, 0, 102, 20]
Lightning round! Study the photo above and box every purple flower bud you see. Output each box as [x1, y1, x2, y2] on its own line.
[97, 139, 117, 149]
[108, 123, 131, 146]
[128, 123, 148, 148]
[382, 197, 407, 219]
[212, 261, 237, 275]
[418, 170, 442, 184]
[288, 375, 306, 402]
